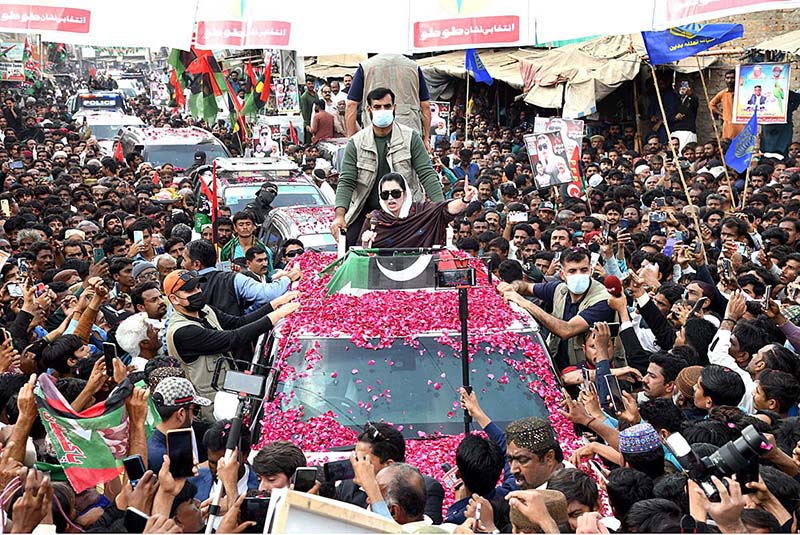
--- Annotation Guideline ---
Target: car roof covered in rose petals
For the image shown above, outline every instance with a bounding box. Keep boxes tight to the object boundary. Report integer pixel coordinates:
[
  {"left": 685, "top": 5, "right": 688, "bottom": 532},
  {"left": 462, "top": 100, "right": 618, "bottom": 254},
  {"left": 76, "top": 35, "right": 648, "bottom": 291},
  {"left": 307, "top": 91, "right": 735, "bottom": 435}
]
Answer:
[
  {"left": 131, "top": 126, "right": 221, "bottom": 145},
  {"left": 256, "top": 251, "right": 581, "bottom": 499}
]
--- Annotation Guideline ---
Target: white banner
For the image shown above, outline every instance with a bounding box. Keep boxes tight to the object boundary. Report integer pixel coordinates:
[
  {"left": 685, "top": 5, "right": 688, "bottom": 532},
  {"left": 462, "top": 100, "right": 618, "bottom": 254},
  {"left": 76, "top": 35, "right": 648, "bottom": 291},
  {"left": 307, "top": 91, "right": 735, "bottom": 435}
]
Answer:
[
  {"left": 653, "top": 0, "right": 800, "bottom": 28},
  {"left": 0, "top": 0, "right": 196, "bottom": 48},
  {"left": 534, "top": 1, "right": 655, "bottom": 43}
]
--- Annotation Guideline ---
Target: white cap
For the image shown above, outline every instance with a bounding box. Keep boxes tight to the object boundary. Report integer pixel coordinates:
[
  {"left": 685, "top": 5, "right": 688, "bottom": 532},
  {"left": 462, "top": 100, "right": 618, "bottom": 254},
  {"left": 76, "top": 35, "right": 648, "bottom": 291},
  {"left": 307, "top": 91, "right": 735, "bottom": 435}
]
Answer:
[
  {"left": 588, "top": 174, "right": 604, "bottom": 188},
  {"left": 635, "top": 164, "right": 650, "bottom": 175}
]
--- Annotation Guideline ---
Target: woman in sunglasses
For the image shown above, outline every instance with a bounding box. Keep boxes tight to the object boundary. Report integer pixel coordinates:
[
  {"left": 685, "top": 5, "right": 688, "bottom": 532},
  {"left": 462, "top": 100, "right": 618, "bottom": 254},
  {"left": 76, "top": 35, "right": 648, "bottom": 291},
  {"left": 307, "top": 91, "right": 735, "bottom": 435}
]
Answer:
[{"left": 360, "top": 173, "right": 477, "bottom": 248}]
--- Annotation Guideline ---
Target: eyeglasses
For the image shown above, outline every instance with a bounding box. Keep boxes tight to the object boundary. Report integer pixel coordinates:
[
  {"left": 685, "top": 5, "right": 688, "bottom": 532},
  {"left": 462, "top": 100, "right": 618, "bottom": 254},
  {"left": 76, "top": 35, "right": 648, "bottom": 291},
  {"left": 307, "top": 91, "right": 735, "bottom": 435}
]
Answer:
[
  {"left": 364, "top": 421, "right": 385, "bottom": 441},
  {"left": 379, "top": 189, "right": 403, "bottom": 200},
  {"left": 285, "top": 249, "right": 305, "bottom": 258},
  {"left": 537, "top": 144, "right": 548, "bottom": 150}
]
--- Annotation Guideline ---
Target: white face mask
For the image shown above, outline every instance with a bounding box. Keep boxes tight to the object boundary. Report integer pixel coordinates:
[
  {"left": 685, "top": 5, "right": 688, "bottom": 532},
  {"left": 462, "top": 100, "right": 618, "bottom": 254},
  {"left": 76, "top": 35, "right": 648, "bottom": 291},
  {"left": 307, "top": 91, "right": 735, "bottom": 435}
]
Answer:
[
  {"left": 565, "top": 273, "right": 590, "bottom": 294},
  {"left": 371, "top": 109, "right": 394, "bottom": 128}
]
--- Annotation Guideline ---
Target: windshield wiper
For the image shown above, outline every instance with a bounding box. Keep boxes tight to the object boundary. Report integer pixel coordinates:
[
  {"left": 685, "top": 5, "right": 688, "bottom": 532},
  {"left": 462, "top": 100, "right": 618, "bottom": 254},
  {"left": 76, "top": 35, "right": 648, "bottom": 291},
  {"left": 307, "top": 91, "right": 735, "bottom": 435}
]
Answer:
[{"left": 281, "top": 384, "right": 361, "bottom": 427}]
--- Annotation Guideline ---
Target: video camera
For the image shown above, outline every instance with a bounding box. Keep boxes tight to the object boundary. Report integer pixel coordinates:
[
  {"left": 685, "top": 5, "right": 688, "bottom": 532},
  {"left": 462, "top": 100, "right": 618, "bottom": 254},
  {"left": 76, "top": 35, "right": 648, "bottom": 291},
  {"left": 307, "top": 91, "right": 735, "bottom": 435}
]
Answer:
[
  {"left": 435, "top": 254, "right": 476, "bottom": 289},
  {"left": 665, "top": 424, "right": 772, "bottom": 500}
]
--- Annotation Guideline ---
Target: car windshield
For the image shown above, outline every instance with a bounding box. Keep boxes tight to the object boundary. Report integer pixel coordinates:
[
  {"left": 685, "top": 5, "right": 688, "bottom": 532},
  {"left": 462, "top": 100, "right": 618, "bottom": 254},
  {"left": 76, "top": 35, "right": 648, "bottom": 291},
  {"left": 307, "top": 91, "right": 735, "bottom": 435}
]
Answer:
[
  {"left": 275, "top": 335, "right": 548, "bottom": 438},
  {"left": 301, "top": 233, "right": 337, "bottom": 251},
  {"left": 145, "top": 144, "right": 229, "bottom": 169},
  {"left": 89, "top": 124, "right": 136, "bottom": 139},
  {"left": 223, "top": 184, "right": 326, "bottom": 215}
]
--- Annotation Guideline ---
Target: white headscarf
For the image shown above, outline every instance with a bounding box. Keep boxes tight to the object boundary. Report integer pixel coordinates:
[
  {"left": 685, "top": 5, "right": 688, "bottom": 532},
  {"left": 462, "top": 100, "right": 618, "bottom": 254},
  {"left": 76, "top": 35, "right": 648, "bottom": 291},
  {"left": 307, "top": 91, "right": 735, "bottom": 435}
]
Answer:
[{"left": 378, "top": 174, "right": 414, "bottom": 219}]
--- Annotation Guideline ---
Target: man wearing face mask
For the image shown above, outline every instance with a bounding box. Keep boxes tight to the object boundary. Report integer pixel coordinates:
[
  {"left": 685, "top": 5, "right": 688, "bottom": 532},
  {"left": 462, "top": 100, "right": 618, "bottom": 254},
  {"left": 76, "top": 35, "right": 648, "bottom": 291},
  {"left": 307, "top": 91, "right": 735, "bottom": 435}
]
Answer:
[
  {"left": 245, "top": 181, "right": 278, "bottom": 224},
  {"left": 331, "top": 87, "right": 444, "bottom": 247},
  {"left": 499, "top": 248, "right": 615, "bottom": 372},
  {"left": 164, "top": 269, "right": 300, "bottom": 413}
]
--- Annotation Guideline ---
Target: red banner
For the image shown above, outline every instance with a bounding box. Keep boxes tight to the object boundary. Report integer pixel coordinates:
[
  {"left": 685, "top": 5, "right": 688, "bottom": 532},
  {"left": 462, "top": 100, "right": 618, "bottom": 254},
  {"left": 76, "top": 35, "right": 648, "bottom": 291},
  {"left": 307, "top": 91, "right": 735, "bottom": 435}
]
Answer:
[
  {"left": 196, "top": 20, "right": 291, "bottom": 48},
  {"left": 413, "top": 15, "right": 519, "bottom": 48},
  {"left": 0, "top": 4, "right": 90, "bottom": 33}
]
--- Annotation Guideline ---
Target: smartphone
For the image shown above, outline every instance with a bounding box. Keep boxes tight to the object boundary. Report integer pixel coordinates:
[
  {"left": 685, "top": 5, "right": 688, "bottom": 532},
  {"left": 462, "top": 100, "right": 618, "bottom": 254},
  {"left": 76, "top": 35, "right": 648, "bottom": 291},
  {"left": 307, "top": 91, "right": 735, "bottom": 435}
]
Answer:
[
  {"left": 602, "top": 223, "right": 610, "bottom": 242},
  {"left": 92, "top": 247, "right": 104, "bottom": 264},
  {"left": 763, "top": 241, "right": 771, "bottom": 255},
  {"left": 655, "top": 197, "right": 666, "bottom": 207},
  {"left": 0, "top": 199, "right": 9, "bottom": 217},
  {"left": 650, "top": 211, "right": 667, "bottom": 223},
  {"left": 123, "top": 454, "right": 146, "bottom": 485},
  {"left": 762, "top": 285, "right": 772, "bottom": 311},
  {"left": 6, "top": 283, "right": 22, "bottom": 298},
  {"left": 323, "top": 459, "right": 355, "bottom": 482},
  {"left": 133, "top": 230, "right": 144, "bottom": 244},
  {"left": 693, "top": 241, "right": 703, "bottom": 255},
  {"left": 604, "top": 374, "right": 625, "bottom": 413},
  {"left": 16, "top": 259, "right": 27, "bottom": 275},
  {"left": 606, "top": 322, "right": 621, "bottom": 337},
  {"left": 166, "top": 428, "right": 197, "bottom": 479},
  {"left": 721, "top": 258, "right": 733, "bottom": 279},
  {"left": 34, "top": 282, "right": 46, "bottom": 297},
  {"left": 509, "top": 211, "right": 527, "bottom": 223},
  {"left": 291, "top": 467, "right": 318, "bottom": 493},
  {"left": 0, "top": 328, "right": 8, "bottom": 345},
  {"left": 553, "top": 251, "right": 562, "bottom": 262},
  {"left": 8, "top": 160, "right": 23, "bottom": 170},
  {"left": 240, "top": 496, "right": 270, "bottom": 533},
  {"left": 674, "top": 231, "right": 684, "bottom": 242},
  {"left": 581, "top": 367, "right": 592, "bottom": 392},
  {"left": 124, "top": 507, "right": 149, "bottom": 533},
  {"left": 690, "top": 297, "right": 709, "bottom": 317},
  {"left": 736, "top": 242, "right": 748, "bottom": 256},
  {"left": 618, "top": 218, "right": 628, "bottom": 231},
  {"left": 102, "top": 342, "right": 117, "bottom": 377},
  {"left": 442, "top": 464, "right": 461, "bottom": 489},
  {"left": 663, "top": 237, "right": 677, "bottom": 258}
]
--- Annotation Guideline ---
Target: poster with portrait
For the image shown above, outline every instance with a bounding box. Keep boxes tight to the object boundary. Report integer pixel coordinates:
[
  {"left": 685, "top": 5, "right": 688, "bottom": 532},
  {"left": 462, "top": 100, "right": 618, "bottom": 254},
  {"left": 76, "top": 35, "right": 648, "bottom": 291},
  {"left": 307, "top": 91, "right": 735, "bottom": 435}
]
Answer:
[
  {"left": 429, "top": 101, "right": 450, "bottom": 146},
  {"left": 265, "top": 49, "right": 282, "bottom": 76},
  {"left": 272, "top": 76, "right": 300, "bottom": 115},
  {"left": 252, "top": 124, "right": 282, "bottom": 157},
  {"left": 533, "top": 117, "right": 584, "bottom": 197},
  {"left": 524, "top": 131, "right": 574, "bottom": 190},
  {"left": 733, "top": 63, "right": 790, "bottom": 124}
]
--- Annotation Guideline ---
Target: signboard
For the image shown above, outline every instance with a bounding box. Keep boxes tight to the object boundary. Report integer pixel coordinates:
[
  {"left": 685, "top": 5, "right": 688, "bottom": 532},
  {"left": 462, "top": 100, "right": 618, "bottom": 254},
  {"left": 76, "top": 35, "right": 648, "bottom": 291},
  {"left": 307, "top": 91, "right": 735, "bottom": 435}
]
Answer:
[
  {"left": 733, "top": 63, "right": 790, "bottom": 124},
  {"left": 252, "top": 124, "right": 282, "bottom": 157},
  {"left": 273, "top": 76, "right": 300, "bottom": 115},
  {"left": 409, "top": 0, "right": 530, "bottom": 51},
  {"left": 429, "top": 100, "right": 450, "bottom": 146},
  {"left": 533, "top": 117, "right": 584, "bottom": 197}
]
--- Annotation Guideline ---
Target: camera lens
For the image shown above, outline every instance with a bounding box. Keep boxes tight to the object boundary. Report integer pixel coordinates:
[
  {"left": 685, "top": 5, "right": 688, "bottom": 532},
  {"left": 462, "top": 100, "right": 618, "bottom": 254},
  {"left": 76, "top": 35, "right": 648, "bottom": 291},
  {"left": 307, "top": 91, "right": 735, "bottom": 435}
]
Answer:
[{"left": 705, "top": 425, "right": 770, "bottom": 478}]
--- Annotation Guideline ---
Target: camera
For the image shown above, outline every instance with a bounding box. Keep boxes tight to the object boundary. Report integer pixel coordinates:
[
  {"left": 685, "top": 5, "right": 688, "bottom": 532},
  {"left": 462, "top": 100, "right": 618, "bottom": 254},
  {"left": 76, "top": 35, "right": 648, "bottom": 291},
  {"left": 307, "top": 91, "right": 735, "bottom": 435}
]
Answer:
[
  {"left": 436, "top": 267, "right": 476, "bottom": 288},
  {"left": 665, "top": 424, "right": 771, "bottom": 500}
]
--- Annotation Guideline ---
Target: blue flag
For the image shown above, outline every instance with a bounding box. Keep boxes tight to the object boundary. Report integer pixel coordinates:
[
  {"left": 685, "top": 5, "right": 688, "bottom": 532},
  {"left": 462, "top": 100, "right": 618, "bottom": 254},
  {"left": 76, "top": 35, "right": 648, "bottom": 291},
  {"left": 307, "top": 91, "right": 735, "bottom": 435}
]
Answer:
[
  {"left": 642, "top": 23, "right": 743, "bottom": 65},
  {"left": 465, "top": 48, "right": 493, "bottom": 86},
  {"left": 725, "top": 108, "right": 757, "bottom": 173}
]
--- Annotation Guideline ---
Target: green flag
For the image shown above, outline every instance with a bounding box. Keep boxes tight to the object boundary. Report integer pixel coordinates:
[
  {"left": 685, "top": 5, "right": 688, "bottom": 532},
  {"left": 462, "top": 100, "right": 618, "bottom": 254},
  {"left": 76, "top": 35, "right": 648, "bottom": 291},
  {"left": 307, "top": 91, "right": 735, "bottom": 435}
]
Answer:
[{"left": 35, "top": 375, "right": 160, "bottom": 493}]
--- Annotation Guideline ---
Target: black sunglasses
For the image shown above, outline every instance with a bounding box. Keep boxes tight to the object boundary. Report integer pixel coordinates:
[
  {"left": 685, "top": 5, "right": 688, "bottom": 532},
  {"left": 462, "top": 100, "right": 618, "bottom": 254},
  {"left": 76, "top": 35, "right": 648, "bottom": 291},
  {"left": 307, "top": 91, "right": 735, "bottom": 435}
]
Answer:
[
  {"left": 285, "top": 249, "right": 305, "bottom": 258},
  {"left": 537, "top": 144, "right": 548, "bottom": 150},
  {"left": 379, "top": 189, "right": 403, "bottom": 200}
]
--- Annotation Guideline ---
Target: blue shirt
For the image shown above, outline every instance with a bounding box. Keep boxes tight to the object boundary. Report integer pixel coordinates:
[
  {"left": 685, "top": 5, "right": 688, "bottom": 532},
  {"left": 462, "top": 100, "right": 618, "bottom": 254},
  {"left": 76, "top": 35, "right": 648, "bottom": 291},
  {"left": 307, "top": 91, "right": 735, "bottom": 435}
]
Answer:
[
  {"left": 197, "top": 267, "right": 291, "bottom": 314},
  {"left": 147, "top": 429, "right": 167, "bottom": 475},
  {"left": 452, "top": 162, "right": 480, "bottom": 184}
]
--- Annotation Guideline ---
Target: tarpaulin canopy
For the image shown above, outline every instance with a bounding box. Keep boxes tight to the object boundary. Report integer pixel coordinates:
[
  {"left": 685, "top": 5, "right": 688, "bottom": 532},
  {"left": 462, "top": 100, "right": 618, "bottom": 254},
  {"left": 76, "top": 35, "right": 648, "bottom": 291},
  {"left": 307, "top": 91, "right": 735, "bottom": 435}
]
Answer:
[
  {"left": 753, "top": 29, "right": 800, "bottom": 55},
  {"left": 304, "top": 55, "right": 366, "bottom": 81},
  {"left": 0, "top": 0, "right": 795, "bottom": 52}
]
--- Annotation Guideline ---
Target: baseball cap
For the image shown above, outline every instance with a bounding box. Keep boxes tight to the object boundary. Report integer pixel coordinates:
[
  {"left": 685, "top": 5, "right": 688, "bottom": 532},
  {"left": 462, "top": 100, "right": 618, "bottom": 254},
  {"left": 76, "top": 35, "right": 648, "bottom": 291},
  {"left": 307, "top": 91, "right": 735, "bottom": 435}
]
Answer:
[
  {"left": 538, "top": 201, "right": 555, "bottom": 212},
  {"left": 163, "top": 269, "right": 205, "bottom": 297},
  {"left": 154, "top": 376, "right": 211, "bottom": 407}
]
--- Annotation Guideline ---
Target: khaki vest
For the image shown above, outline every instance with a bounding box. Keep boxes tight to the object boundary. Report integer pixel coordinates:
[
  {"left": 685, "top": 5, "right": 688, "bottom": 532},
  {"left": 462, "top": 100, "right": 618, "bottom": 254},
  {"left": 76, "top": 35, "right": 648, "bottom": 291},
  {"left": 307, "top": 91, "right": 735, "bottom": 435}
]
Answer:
[
  {"left": 360, "top": 54, "right": 423, "bottom": 136},
  {"left": 345, "top": 122, "right": 422, "bottom": 226},
  {"left": 166, "top": 306, "right": 229, "bottom": 420},
  {"left": 546, "top": 280, "right": 612, "bottom": 368}
]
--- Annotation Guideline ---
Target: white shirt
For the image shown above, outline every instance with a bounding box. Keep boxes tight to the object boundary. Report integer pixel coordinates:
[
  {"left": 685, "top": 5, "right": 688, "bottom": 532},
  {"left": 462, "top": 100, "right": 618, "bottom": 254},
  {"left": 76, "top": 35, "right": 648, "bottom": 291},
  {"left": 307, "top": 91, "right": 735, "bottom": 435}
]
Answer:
[{"left": 708, "top": 329, "right": 755, "bottom": 413}]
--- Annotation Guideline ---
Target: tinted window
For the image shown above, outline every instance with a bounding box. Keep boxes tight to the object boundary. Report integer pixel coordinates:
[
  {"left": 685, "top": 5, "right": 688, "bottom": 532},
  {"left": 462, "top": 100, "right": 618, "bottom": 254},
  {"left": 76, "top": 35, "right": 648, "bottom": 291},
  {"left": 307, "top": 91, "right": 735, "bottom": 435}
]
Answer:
[
  {"left": 145, "top": 143, "right": 229, "bottom": 169},
  {"left": 224, "top": 184, "right": 325, "bottom": 216},
  {"left": 274, "top": 335, "right": 549, "bottom": 437}
]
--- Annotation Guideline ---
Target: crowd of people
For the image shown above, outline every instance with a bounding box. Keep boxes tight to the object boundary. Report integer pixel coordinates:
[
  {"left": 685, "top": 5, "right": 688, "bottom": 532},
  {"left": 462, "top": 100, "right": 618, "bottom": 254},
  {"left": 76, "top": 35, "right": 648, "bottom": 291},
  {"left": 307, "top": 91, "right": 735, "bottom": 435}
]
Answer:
[{"left": 0, "top": 49, "right": 798, "bottom": 534}]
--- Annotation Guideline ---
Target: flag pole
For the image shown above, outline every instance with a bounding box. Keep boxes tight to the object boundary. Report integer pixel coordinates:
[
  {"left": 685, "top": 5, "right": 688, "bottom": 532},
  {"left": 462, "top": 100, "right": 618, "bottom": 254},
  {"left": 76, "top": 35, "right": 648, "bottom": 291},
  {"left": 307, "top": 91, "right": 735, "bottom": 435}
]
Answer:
[
  {"left": 740, "top": 165, "right": 752, "bottom": 209},
  {"left": 649, "top": 64, "right": 708, "bottom": 264},
  {"left": 694, "top": 57, "right": 735, "bottom": 207},
  {"left": 465, "top": 70, "right": 470, "bottom": 143}
]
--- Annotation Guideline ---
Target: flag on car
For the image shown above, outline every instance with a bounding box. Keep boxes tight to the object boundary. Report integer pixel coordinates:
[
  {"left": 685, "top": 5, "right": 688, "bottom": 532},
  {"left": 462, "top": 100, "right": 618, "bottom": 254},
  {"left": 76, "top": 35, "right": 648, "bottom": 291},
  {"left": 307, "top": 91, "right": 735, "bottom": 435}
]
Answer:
[
  {"left": 642, "top": 24, "right": 743, "bottom": 65},
  {"left": 465, "top": 48, "right": 493, "bottom": 86},
  {"left": 324, "top": 250, "right": 437, "bottom": 294},
  {"left": 725, "top": 107, "right": 758, "bottom": 173},
  {"left": 34, "top": 374, "right": 160, "bottom": 493},
  {"left": 241, "top": 57, "right": 272, "bottom": 116}
]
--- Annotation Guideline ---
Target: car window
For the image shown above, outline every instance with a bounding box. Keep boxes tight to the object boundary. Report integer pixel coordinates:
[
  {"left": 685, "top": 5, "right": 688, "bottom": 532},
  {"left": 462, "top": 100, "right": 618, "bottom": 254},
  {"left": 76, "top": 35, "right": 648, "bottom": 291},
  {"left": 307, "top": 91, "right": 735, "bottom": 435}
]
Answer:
[
  {"left": 265, "top": 224, "right": 283, "bottom": 257},
  {"left": 145, "top": 143, "right": 229, "bottom": 168},
  {"left": 274, "top": 335, "right": 548, "bottom": 437}
]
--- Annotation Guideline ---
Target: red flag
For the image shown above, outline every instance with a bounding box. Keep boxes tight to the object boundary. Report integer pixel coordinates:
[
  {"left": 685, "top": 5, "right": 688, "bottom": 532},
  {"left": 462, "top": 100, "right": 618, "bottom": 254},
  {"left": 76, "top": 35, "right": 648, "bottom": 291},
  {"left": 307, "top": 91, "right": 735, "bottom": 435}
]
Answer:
[
  {"left": 288, "top": 121, "right": 299, "bottom": 145},
  {"left": 186, "top": 47, "right": 224, "bottom": 97},
  {"left": 260, "top": 56, "right": 272, "bottom": 103},
  {"left": 114, "top": 141, "right": 124, "bottom": 163},
  {"left": 89, "top": 67, "right": 96, "bottom": 78},
  {"left": 170, "top": 70, "right": 185, "bottom": 107},
  {"left": 246, "top": 59, "right": 257, "bottom": 87},
  {"left": 152, "top": 170, "right": 160, "bottom": 186}
]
